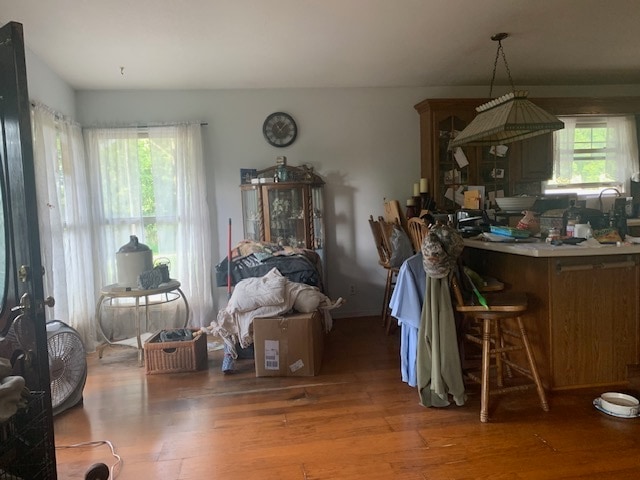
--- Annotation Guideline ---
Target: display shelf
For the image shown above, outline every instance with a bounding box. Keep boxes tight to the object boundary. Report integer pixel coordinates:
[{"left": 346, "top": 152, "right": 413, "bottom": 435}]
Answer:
[{"left": 240, "top": 164, "right": 325, "bottom": 252}]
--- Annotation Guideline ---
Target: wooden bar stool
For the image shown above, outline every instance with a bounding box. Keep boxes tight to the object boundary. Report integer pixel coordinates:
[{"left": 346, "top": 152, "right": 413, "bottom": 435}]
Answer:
[{"left": 451, "top": 275, "right": 549, "bottom": 422}]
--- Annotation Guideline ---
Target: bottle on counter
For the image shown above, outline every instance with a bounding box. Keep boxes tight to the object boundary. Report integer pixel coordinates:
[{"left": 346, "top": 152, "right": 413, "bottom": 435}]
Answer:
[
  {"left": 546, "top": 227, "right": 561, "bottom": 244},
  {"left": 562, "top": 200, "right": 581, "bottom": 237}
]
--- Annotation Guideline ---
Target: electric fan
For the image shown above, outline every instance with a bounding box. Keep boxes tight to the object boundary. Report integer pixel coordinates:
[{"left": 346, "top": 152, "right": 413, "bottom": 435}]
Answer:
[{"left": 46, "top": 320, "right": 87, "bottom": 415}]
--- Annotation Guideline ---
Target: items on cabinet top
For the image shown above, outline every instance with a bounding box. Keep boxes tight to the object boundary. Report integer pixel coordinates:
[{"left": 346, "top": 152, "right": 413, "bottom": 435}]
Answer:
[{"left": 241, "top": 160, "right": 324, "bottom": 186}]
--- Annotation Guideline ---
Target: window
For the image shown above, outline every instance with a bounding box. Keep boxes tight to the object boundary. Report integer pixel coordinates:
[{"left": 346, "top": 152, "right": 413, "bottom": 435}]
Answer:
[
  {"left": 84, "top": 124, "right": 214, "bottom": 327},
  {"left": 94, "top": 131, "right": 179, "bottom": 272},
  {"left": 544, "top": 115, "right": 639, "bottom": 196}
]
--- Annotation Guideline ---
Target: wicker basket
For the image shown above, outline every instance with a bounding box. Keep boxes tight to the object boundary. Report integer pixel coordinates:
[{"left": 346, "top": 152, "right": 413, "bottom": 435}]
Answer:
[{"left": 144, "top": 329, "right": 208, "bottom": 374}]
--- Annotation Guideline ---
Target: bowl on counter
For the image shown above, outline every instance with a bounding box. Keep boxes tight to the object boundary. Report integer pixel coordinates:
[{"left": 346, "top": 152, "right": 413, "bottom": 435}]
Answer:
[{"left": 495, "top": 196, "right": 537, "bottom": 212}]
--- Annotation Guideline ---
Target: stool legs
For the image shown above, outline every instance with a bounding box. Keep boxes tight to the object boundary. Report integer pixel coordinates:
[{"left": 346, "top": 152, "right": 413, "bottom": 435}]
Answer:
[
  {"left": 516, "top": 315, "right": 549, "bottom": 413},
  {"left": 480, "top": 318, "right": 492, "bottom": 423},
  {"left": 473, "top": 315, "right": 549, "bottom": 423}
]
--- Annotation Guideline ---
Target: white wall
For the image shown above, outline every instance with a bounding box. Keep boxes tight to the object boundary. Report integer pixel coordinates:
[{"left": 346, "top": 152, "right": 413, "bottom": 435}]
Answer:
[
  {"left": 24, "top": 47, "right": 75, "bottom": 117},
  {"left": 74, "top": 84, "right": 640, "bottom": 319},
  {"left": 75, "top": 88, "right": 428, "bottom": 317}
]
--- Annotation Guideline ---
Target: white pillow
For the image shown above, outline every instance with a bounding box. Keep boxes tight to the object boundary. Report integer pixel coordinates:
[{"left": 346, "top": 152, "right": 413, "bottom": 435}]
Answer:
[
  {"left": 227, "top": 268, "right": 286, "bottom": 313},
  {"left": 293, "top": 288, "right": 323, "bottom": 313}
]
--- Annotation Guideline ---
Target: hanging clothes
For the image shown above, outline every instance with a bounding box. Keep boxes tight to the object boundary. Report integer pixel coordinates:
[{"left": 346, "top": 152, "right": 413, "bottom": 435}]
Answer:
[{"left": 416, "top": 224, "right": 466, "bottom": 407}]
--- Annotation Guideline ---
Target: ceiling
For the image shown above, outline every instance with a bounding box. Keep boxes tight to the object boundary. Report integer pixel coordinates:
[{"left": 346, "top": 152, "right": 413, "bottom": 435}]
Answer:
[{"left": 1, "top": 0, "right": 640, "bottom": 91}]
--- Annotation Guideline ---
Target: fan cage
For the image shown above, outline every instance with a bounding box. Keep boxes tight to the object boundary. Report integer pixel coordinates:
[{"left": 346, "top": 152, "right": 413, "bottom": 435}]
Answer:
[{"left": 47, "top": 321, "right": 87, "bottom": 416}]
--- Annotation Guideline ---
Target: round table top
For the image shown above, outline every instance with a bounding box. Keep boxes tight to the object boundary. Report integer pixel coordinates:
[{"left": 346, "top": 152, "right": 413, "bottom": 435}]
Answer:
[{"left": 100, "top": 279, "right": 181, "bottom": 297}]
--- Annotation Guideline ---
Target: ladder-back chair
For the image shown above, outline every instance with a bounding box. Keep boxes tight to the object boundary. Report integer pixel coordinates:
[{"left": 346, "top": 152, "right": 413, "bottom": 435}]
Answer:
[
  {"left": 368, "top": 215, "right": 400, "bottom": 334},
  {"left": 406, "top": 217, "right": 429, "bottom": 253}
]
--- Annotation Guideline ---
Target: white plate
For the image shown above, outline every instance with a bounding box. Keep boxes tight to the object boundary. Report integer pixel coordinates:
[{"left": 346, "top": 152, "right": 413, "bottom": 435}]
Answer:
[{"left": 593, "top": 398, "right": 640, "bottom": 418}]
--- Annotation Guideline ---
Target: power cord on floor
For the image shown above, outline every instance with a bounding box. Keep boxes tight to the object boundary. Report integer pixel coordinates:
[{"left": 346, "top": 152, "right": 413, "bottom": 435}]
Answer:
[{"left": 56, "top": 440, "right": 122, "bottom": 479}]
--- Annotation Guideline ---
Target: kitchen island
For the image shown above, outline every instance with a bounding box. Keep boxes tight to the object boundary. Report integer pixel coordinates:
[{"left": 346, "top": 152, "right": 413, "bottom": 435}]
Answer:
[{"left": 463, "top": 238, "right": 640, "bottom": 390}]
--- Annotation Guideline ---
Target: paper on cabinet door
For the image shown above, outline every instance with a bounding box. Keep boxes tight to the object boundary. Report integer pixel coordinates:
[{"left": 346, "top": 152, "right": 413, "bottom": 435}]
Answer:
[{"left": 453, "top": 147, "right": 469, "bottom": 168}]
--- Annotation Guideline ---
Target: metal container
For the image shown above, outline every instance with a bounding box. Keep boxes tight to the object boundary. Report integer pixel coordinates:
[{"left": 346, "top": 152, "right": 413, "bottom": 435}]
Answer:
[{"left": 116, "top": 235, "right": 153, "bottom": 287}]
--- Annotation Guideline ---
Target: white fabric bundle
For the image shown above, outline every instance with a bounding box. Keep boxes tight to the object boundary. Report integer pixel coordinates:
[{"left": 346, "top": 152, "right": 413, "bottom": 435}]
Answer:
[{"left": 207, "top": 268, "right": 344, "bottom": 358}]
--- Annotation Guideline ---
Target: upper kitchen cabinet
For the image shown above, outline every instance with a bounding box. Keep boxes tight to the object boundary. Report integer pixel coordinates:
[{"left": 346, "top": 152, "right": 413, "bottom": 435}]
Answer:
[
  {"left": 415, "top": 98, "right": 509, "bottom": 211},
  {"left": 414, "top": 98, "right": 487, "bottom": 211},
  {"left": 415, "top": 96, "right": 640, "bottom": 208},
  {"left": 518, "top": 133, "right": 553, "bottom": 180},
  {"left": 240, "top": 164, "right": 324, "bottom": 253}
]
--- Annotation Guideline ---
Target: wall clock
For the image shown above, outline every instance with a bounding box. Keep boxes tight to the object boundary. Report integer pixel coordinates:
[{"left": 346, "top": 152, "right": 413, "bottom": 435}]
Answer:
[{"left": 262, "top": 112, "right": 298, "bottom": 148}]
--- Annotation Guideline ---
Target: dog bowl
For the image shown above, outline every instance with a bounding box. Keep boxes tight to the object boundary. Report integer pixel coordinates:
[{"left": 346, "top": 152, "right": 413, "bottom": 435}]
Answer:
[{"left": 599, "top": 392, "right": 639, "bottom": 417}]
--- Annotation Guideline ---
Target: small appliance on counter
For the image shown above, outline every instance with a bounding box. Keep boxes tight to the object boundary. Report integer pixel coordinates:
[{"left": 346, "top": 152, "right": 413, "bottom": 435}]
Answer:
[
  {"left": 116, "top": 235, "right": 154, "bottom": 287},
  {"left": 612, "top": 196, "right": 633, "bottom": 237},
  {"left": 455, "top": 208, "right": 493, "bottom": 237},
  {"left": 540, "top": 206, "right": 606, "bottom": 236}
]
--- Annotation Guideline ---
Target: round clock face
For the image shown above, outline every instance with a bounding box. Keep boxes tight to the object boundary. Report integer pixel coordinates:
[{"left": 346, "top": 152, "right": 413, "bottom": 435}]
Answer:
[{"left": 262, "top": 112, "right": 298, "bottom": 148}]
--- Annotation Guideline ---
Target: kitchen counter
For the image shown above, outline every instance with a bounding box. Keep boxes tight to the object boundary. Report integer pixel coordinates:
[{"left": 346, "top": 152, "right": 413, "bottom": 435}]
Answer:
[
  {"left": 463, "top": 240, "right": 640, "bottom": 391},
  {"left": 464, "top": 237, "right": 640, "bottom": 257}
]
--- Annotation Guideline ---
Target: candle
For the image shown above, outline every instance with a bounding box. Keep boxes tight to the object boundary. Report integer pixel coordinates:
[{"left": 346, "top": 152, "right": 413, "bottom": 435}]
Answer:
[
  {"left": 420, "top": 178, "right": 428, "bottom": 193},
  {"left": 413, "top": 183, "right": 420, "bottom": 197},
  {"left": 406, "top": 198, "right": 416, "bottom": 206}
]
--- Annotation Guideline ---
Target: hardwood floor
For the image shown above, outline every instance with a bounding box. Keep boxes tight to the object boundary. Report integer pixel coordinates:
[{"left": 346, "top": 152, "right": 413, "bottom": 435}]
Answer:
[{"left": 53, "top": 316, "right": 640, "bottom": 479}]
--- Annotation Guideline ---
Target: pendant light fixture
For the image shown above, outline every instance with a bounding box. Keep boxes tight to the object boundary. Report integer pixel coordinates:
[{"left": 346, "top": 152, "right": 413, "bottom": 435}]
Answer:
[{"left": 449, "top": 33, "right": 564, "bottom": 149}]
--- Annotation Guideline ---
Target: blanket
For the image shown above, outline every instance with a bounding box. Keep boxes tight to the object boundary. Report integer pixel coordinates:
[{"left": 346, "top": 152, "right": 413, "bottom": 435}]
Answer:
[{"left": 215, "top": 240, "right": 324, "bottom": 291}]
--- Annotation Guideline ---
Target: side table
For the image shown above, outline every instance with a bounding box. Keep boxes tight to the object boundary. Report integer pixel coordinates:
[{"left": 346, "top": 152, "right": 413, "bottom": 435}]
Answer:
[{"left": 96, "top": 279, "right": 190, "bottom": 366}]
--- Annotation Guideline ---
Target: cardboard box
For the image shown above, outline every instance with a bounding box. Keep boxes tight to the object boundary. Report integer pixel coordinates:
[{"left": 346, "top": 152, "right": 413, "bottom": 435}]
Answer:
[
  {"left": 253, "top": 311, "right": 324, "bottom": 377},
  {"left": 144, "top": 329, "right": 208, "bottom": 374}
]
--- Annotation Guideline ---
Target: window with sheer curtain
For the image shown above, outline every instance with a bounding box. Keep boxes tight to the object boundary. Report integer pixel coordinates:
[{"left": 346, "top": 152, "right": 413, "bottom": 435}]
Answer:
[
  {"left": 84, "top": 124, "right": 214, "bottom": 330},
  {"left": 31, "top": 109, "right": 215, "bottom": 351},
  {"left": 544, "top": 115, "right": 639, "bottom": 195}
]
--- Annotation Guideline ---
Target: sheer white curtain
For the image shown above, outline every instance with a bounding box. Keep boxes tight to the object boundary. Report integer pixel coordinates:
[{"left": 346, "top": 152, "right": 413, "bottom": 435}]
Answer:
[
  {"left": 83, "top": 124, "right": 214, "bottom": 329},
  {"left": 550, "top": 115, "right": 638, "bottom": 193},
  {"left": 31, "top": 102, "right": 98, "bottom": 350}
]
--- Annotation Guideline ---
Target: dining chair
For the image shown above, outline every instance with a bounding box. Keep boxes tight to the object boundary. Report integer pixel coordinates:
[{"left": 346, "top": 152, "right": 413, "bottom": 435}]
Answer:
[
  {"left": 368, "top": 215, "right": 400, "bottom": 334},
  {"left": 406, "top": 217, "right": 429, "bottom": 253}
]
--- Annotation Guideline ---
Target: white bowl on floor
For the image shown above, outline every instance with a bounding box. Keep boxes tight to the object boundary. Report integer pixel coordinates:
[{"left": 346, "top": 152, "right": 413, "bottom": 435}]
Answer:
[{"left": 599, "top": 392, "right": 639, "bottom": 417}]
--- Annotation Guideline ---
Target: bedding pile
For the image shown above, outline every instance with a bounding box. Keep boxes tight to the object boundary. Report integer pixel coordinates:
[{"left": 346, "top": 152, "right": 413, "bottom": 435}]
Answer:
[
  {"left": 206, "top": 267, "right": 343, "bottom": 359},
  {"left": 215, "top": 240, "right": 324, "bottom": 291}
]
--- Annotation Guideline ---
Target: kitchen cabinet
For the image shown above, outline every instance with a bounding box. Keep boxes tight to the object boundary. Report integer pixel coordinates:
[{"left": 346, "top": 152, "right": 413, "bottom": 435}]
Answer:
[
  {"left": 414, "top": 98, "right": 510, "bottom": 212},
  {"left": 463, "top": 240, "right": 640, "bottom": 390},
  {"left": 240, "top": 164, "right": 324, "bottom": 253},
  {"left": 510, "top": 133, "right": 554, "bottom": 182},
  {"left": 415, "top": 97, "right": 640, "bottom": 211}
]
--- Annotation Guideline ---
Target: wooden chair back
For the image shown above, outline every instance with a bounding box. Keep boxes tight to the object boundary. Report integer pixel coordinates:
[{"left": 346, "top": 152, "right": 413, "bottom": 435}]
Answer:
[
  {"left": 407, "top": 217, "right": 429, "bottom": 253},
  {"left": 383, "top": 199, "right": 407, "bottom": 233},
  {"left": 377, "top": 216, "right": 398, "bottom": 262},
  {"left": 368, "top": 215, "right": 391, "bottom": 267}
]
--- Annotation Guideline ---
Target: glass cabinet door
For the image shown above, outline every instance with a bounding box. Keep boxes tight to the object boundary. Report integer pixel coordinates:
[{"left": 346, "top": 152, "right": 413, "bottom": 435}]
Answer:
[
  {"left": 240, "top": 186, "right": 262, "bottom": 241},
  {"left": 311, "top": 186, "right": 324, "bottom": 250},
  {"left": 265, "top": 185, "right": 307, "bottom": 248}
]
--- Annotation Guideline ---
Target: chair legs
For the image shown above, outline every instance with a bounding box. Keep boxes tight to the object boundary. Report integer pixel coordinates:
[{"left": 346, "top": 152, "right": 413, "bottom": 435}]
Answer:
[
  {"left": 381, "top": 268, "right": 397, "bottom": 334},
  {"left": 467, "top": 314, "right": 549, "bottom": 423}
]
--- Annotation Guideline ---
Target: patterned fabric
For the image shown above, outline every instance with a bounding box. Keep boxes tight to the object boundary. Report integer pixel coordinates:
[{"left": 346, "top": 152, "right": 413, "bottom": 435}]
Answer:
[{"left": 421, "top": 224, "right": 464, "bottom": 278}]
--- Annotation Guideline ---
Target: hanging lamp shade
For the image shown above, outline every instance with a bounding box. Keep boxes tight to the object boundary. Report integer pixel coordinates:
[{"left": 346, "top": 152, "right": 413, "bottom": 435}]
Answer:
[
  {"left": 449, "top": 90, "right": 564, "bottom": 148},
  {"left": 448, "top": 33, "right": 564, "bottom": 149}
]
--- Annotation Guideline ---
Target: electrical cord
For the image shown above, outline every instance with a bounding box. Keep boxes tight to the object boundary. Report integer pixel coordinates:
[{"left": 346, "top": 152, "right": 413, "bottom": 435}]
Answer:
[{"left": 56, "top": 440, "right": 122, "bottom": 479}]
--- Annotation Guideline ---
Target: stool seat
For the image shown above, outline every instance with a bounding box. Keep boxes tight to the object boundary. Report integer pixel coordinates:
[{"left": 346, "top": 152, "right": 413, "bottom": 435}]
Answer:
[{"left": 451, "top": 276, "right": 549, "bottom": 422}]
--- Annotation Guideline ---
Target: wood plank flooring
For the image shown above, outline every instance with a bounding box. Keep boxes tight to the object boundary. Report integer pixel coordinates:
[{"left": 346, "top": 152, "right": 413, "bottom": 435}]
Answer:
[{"left": 53, "top": 316, "right": 640, "bottom": 479}]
